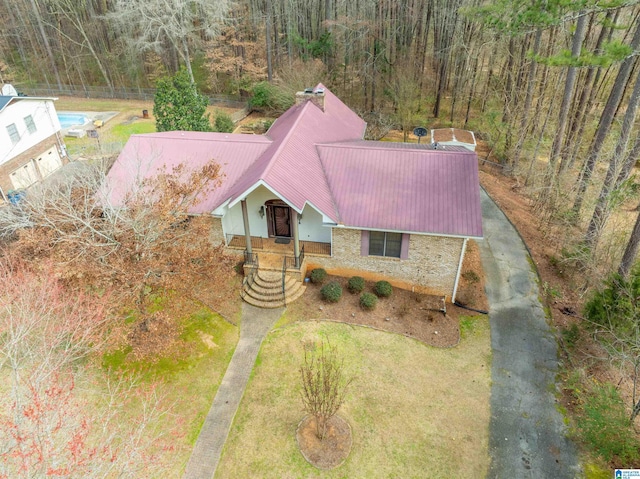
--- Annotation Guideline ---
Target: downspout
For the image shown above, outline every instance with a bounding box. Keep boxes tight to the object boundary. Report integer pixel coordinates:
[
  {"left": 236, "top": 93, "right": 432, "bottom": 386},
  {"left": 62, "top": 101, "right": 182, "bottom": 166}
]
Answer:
[{"left": 451, "top": 238, "right": 468, "bottom": 304}]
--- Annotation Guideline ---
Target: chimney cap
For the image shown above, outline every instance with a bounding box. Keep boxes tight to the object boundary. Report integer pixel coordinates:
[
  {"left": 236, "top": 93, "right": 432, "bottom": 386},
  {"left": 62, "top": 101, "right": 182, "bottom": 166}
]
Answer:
[
  {"left": 314, "top": 88, "right": 325, "bottom": 95},
  {"left": 303, "top": 87, "right": 314, "bottom": 94}
]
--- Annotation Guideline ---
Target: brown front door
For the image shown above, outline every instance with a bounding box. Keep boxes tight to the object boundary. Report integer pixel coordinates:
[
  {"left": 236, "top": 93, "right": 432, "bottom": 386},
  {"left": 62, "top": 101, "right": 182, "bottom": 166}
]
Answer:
[{"left": 273, "top": 205, "right": 291, "bottom": 237}]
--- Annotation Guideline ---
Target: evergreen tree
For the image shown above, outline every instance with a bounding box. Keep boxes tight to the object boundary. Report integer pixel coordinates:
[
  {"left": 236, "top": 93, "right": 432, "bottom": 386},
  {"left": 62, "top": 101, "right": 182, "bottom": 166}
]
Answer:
[{"left": 153, "top": 67, "right": 211, "bottom": 132}]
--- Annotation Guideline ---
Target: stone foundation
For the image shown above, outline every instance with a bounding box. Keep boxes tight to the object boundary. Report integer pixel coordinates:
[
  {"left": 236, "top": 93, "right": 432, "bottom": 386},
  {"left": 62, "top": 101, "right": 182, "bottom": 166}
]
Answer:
[{"left": 307, "top": 228, "right": 464, "bottom": 299}]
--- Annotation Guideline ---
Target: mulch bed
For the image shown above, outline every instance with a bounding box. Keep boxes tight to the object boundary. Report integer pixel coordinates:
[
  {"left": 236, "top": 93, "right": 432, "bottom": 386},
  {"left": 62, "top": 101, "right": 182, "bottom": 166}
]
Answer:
[
  {"left": 286, "top": 240, "right": 488, "bottom": 348},
  {"left": 296, "top": 415, "right": 352, "bottom": 470}
]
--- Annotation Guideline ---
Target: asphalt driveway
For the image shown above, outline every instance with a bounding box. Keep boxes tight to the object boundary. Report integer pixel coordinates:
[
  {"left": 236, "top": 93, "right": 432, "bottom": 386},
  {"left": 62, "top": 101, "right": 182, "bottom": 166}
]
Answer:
[{"left": 478, "top": 188, "right": 580, "bottom": 478}]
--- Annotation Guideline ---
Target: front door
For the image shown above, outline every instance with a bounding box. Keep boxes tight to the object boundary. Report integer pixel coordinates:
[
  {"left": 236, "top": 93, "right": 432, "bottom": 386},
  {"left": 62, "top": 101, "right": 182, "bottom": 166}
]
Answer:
[{"left": 273, "top": 205, "right": 291, "bottom": 237}]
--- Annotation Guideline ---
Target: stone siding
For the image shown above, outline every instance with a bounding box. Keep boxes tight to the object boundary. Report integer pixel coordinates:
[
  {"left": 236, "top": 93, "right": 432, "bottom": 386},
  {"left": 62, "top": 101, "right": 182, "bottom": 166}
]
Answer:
[{"left": 307, "top": 228, "right": 464, "bottom": 298}]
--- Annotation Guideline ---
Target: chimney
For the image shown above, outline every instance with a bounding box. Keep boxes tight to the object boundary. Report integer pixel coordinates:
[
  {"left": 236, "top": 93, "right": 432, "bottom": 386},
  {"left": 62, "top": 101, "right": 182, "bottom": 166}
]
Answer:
[{"left": 295, "top": 87, "right": 325, "bottom": 111}]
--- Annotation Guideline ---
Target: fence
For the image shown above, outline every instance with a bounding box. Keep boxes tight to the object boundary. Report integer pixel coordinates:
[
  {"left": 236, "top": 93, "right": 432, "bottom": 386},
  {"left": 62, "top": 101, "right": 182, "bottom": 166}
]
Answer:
[{"left": 13, "top": 83, "right": 249, "bottom": 110}]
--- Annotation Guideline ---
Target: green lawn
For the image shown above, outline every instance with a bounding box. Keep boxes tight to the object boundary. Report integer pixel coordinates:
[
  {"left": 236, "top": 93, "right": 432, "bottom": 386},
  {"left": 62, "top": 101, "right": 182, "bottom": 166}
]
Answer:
[
  {"left": 101, "top": 299, "right": 239, "bottom": 475},
  {"left": 215, "top": 319, "right": 491, "bottom": 478},
  {"left": 65, "top": 120, "right": 155, "bottom": 157}
]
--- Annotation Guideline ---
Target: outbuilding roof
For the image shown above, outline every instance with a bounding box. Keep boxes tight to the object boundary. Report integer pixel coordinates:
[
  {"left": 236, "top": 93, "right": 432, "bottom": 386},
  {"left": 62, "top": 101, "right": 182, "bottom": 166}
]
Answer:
[{"left": 105, "top": 85, "right": 482, "bottom": 238}]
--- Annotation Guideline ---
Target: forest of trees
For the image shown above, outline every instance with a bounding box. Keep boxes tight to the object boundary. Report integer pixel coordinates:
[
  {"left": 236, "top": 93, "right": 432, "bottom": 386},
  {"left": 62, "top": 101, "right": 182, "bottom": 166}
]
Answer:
[{"left": 1, "top": 0, "right": 640, "bottom": 279}]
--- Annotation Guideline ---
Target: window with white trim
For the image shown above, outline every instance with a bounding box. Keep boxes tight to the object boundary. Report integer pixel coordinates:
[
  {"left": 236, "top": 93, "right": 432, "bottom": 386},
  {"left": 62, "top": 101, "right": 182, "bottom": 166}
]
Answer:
[
  {"left": 369, "top": 231, "right": 402, "bottom": 258},
  {"left": 7, "top": 123, "right": 20, "bottom": 144},
  {"left": 24, "top": 115, "right": 37, "bottom": 134}
]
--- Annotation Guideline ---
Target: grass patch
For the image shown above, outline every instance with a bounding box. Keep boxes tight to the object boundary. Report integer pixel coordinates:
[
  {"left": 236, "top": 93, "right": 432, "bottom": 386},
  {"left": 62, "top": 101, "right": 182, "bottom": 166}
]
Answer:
[
  {"left": 216, "top": 319, "right": 491, "bottom": 478},
  {"left": 108, "top": 121, "right": 156, "bottom": 143},
  {"left": 459, "top": 316, "right": 479, "bottom": 339},
  {"left": 100, "top": 297, "right": 239, "bottom": 476}
]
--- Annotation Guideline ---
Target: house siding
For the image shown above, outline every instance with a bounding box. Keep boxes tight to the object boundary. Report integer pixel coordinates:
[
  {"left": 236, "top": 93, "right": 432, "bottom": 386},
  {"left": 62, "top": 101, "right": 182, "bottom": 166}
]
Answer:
[
  {"left": 308, "top": 228, "right": 464, "bottom": 298},
  {"left": 0, "top": 134, "right": 67, "bottom": 194}
]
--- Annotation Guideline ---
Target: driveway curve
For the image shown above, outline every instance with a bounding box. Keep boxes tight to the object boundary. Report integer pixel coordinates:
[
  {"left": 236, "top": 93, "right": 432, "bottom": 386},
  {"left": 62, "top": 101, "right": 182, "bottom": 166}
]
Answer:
[{"left": 478, "top": 188, "right": 580, "bottom": 478}]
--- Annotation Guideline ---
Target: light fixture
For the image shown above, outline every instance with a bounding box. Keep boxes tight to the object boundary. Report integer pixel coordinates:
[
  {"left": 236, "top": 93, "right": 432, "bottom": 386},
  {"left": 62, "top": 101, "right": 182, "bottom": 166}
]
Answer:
[
  {"left": 298, "top": 213, "right": 303, "bottom": 224},
  {"left": 259, "top": 205, "right": 265, "bottom": 218}
]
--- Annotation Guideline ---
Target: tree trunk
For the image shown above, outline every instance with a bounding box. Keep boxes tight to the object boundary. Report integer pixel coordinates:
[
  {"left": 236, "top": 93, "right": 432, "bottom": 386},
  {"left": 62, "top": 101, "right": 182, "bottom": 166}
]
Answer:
[
  {"left": 512, "top": 28, "right": 541, "bottom": 168},
  {"left": 573, "top": 21, "right": 640, "bottom": 216},
  {"left": 585, "top": 68, "right": 640, "bottom": 248},
  {"left": 266, "top": 0, "right": 273, "bottom": 82},
  {"left": 28, "top": 0, "right": 63, "bottom": 89},
  {"left": 547, "top": 11, "right": 587, "bottom": 180},
  {"left": 620, "top": 196, "right": 640, "bottom": 278}
]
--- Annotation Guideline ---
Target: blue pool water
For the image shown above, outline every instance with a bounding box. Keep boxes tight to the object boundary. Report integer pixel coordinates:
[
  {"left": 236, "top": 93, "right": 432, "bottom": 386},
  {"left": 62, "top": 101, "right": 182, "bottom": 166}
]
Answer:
[{"left": 57, "top": 113, "right": 89, "bottom": 128}]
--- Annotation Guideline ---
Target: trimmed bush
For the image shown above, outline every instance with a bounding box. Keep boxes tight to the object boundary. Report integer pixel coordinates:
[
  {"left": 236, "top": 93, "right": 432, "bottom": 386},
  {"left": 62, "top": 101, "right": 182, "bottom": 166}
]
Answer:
[
  {"left": 321, "top": 282, "right": 343, "bottom": 303},
  {"left": 347, "top": 276, "right": 365, "bottom": 294},
  {"left": 310, "top": 268, "right": 327, "bottom": 284},
  {"left": 360, "top": 292, "right": 378, "bottom": 310},
  {"left": 214, "top": 111, "right": 235, "bottom": 132},
  {"left": 374, "top": 280, "right": 393, "bottom": 298}
]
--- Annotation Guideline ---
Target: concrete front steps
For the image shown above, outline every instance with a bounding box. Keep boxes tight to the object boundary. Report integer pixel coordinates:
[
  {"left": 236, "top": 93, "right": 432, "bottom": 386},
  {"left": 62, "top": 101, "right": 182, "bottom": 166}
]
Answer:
[{"left": 242, "top": 269, "right": 306, "bottom": 308}]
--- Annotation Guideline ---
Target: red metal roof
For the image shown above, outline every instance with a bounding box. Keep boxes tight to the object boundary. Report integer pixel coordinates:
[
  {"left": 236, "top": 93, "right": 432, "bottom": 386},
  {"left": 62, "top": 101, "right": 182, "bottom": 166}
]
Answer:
[
  {"left": 318, "top": 142, "right": 482, "bottom": 237},
  {"left": 104, "top": 86, "right": 482, "bottom": 238}
]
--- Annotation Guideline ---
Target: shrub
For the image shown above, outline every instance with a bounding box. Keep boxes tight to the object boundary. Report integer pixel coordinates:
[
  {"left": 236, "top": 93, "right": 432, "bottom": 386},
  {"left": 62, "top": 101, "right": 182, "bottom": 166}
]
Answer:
[
  {"left": 584, "top": 268, "right": 640, "bottom": 334},
  {"left": 309, "top": 268, "right": 327, "bottom": 284},
  {"left": 347, "top": 276, "right": 365, "bottom": 294},
  {"left": 360, "top": 292, "right": 377, "bottom": 310},
  {"left": 249, "top": 82, "right": 294, "bottom": 114},
  {"left": 576, "top": 383, "right": 640, "bottom": 463},
  {"left": 214, "top": 111, "right": 235, "bottom": 133},
  {"left": 374, "top": 280, "right": 393, "bottom": 298},
  {"left": 321, "top": 281, "right": 342, "bottom": 303}
]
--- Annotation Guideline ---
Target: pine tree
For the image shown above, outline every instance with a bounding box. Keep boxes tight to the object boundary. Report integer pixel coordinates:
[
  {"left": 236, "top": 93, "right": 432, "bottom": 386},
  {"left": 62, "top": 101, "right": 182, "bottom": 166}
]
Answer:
[{"left": 153, "top": 67, "right": 211, "bottom": 132}]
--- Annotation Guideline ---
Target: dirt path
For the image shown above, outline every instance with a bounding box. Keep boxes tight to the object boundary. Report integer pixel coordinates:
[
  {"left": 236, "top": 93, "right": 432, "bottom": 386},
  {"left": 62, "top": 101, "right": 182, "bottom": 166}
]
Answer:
[{"left": 478, "top": 188, "right": 580, "bottom": 478}]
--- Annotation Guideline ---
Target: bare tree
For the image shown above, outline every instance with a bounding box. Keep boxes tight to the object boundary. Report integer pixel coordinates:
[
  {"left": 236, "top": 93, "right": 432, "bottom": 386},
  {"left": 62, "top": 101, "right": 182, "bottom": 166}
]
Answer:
[
  {"left": 300, "top": 340, "right": 352, "bottom": 440},
  {"left": 109, "top": 0, "right": 231, "bottom": 82},
  {"left": 0, "top": 158, "right": 231, "bottom": 310},
  {"left": 0, "top": 259, "right": 171, "bottom": 477}
]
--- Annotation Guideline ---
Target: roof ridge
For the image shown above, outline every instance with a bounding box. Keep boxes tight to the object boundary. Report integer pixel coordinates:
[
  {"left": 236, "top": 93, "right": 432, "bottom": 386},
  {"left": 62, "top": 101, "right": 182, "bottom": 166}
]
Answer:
[
  {"left": 135, "top": 132, "right": 272, "bottom": 143},
  {"left": 260, "top": 101, "right": 312, "bottom": 179},
  {"left": 315, "top": 144, "right": 342, "bottom": 223},
  {"left": 318, "top": 141, "right": 474, "bottom": 154}
]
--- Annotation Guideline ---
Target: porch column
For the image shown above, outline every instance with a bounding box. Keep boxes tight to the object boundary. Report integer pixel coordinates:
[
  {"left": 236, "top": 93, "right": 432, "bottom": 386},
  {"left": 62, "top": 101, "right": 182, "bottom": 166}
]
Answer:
[
  {"left": 291, "top": 210, "right": 300, "bottom": 268},
  {"left": 241, "top": 199, "right": 252, "bottom": 255}
]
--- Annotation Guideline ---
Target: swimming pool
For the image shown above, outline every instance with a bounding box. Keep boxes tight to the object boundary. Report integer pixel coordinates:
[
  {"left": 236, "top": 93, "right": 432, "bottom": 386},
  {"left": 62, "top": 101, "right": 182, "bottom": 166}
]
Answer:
[{"left": 57, "top": 113, "right": 89, "bottom": 128}]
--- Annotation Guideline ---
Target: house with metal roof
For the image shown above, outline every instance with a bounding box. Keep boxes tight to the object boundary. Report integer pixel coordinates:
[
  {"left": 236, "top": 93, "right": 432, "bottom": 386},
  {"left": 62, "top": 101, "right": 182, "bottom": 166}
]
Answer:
[
  {"left": 105, "top": 85, "right": 483, "bottom": 308},
  {"left": 0, "top": 87, "right": 68, "bottom": 201}
]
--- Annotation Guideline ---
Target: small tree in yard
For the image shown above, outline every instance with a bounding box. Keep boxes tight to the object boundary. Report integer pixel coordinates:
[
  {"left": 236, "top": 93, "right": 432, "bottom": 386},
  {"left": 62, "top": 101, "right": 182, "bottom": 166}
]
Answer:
[
  {"left": 154, "top": 67, "right": 211, "bottom": 132},
  {"left": 300, "top": 340, "right": 352, "bottom": 440}
]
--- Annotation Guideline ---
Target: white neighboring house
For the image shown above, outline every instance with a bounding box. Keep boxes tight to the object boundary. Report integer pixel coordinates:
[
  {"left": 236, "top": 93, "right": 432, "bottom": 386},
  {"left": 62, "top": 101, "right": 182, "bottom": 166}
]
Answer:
[{"left": 0, "top": 87, "right": 68, "bottom": 200}]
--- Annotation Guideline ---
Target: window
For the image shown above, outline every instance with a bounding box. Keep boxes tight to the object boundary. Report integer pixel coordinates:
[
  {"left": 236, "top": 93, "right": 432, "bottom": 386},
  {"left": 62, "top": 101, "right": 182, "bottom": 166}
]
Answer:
[
  {"left": 24, "top": 115, "right": 37, "bottom": 134},
  {"left": 369, "top": 231, "right": 402, "bottom": 258},
  {"left": 7, "top": 123, "right": 20, "bottom": 144}
]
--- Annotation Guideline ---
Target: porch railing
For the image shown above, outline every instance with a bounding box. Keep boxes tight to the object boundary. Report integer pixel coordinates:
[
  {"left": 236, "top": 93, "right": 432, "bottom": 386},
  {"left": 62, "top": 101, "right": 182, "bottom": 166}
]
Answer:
[
  {"left": 227, "top": 234, "right": 264, "bottom": 250},
  {"left": 283, "top": 245, "right": 305, "bottom": 270}
]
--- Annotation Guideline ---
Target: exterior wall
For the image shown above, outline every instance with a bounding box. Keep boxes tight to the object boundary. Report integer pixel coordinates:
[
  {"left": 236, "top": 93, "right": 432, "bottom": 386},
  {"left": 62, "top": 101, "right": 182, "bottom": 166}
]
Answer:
[
  {"left": 220, "top": 185, "right": 331, "bottom": 243},
  {"left": 0, "top": 134, "right": 67, "bottom": 194},
  {"left": 1, "top": 99, "right": 62, "bottom": 164},
  {"left": 222, "top": 185, "right": 276, "bottom": 239},
  {"left": 209, "top": 216, "right": 225, "bottom": 246},
  {"left": 308, "top": 228, "right": 465, "bottom": 298},
  {"left": 298, "top": 204, "right": 330, "bottom": 243}
]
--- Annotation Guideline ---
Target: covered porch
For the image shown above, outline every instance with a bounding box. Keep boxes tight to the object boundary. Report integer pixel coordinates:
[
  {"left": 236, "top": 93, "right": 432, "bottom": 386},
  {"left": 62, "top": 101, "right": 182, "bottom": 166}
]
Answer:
[{"left": 226, "top": 235, "right": 331, "bottom": 257}]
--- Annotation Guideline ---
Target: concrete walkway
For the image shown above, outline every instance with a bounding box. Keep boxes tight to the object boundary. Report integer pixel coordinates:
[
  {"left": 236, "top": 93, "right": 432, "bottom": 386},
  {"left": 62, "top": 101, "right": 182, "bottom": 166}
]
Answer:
[
  {"left": 183, "top": 303, "right": 284, "bottom": 479},
  {"left": 478, "top": 188, "right": 579, "bottom": 478}
]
